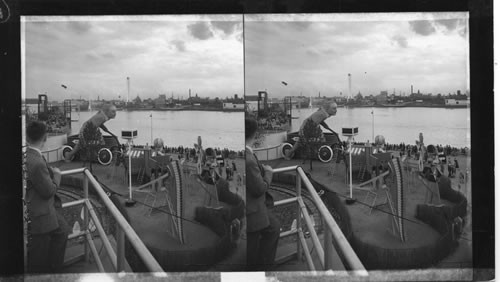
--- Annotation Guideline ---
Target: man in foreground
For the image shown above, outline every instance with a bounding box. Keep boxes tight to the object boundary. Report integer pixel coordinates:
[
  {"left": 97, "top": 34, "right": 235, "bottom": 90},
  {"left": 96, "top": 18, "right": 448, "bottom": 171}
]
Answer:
[
  {"left": 26, "top": 121, "right": 69, "bottom": 273},
  {"left": 246, "top": 117, "right": 280, "bottom": 270}
]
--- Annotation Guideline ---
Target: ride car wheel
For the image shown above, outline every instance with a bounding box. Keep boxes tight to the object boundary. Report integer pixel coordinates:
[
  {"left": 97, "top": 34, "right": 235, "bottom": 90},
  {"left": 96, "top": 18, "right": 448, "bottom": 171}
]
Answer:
[
  {"left": 98, "top": 148, "right": 113, "bottom": 166},
  {"left": 318, "top": 145, "right": 333, "bottom": 163}
]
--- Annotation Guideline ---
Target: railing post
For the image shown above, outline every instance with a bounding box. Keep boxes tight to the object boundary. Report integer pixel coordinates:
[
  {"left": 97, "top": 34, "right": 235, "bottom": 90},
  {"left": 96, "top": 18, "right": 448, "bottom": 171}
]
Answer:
[
  {"left": 116, "top": 227, "right": 125, "bottom": 272},
  {"left": 83, "top": 173, "right": 89, "bottom": 262},
  {"left": 324, "top": 225, "right": 333, "bottom": 270},
  {"left": 296, "top": 170, "right": 302, "bottom": 261}
]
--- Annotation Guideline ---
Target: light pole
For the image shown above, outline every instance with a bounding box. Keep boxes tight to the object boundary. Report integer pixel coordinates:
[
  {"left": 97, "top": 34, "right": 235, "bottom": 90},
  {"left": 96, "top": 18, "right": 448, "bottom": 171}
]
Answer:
[
  {"left": 150, "top": 112, "right": 153, "bottom": 145},
  {"left": 281, "top": 81, "right": 291, "bottom": 127},
  {"left": 371, "top": 108, "right": 374, "bottom": 143}
]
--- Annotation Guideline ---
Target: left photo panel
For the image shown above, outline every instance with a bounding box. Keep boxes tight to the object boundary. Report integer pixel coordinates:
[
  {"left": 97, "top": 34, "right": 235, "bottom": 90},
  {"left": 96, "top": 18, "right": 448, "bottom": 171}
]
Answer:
[{"left": 21, "top": 15, "right": 246, "bottom": 273}]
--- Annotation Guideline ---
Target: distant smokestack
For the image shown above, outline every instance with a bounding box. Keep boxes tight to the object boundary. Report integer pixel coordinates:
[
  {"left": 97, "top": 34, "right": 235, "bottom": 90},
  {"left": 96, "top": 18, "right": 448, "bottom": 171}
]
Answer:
[
  {"left": 348, "top": 73, "right": 352, "bottom": 99},
  {"left": 127, "top": 77, "right": 130, "bottom": 103},
  {"left": 189, "top": 89, "right": 191, "bottom": 98},
  {"left": 411, "top": 85, "right": 413, "bottom": 95}
]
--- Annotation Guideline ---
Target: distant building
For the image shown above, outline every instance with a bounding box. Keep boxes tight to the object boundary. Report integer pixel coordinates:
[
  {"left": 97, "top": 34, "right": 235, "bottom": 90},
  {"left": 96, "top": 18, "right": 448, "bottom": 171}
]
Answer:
[
  {"left": 155, "top": 94, "right": 167, "bottom": 107},
  {"left": 24, "top": 98, "right": 39, "bottom": 114},
  {"left": 445, "top": 98, "right": 469, "bottom": 107},
  {"left": 223, "top": 102, "right": 245, "bottom": 110},
  {"left": 376, "top": 91, "right": 388, "bottom": 104},
  {"left": 245, "top": 95, "right": 260, "bottom": 112}
]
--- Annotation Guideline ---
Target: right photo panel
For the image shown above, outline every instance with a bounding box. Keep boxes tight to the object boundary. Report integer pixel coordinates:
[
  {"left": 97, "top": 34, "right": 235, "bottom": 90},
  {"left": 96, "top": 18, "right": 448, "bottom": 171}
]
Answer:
[{"left": 244, "top": 13, "right": 471, "bottom": 278}]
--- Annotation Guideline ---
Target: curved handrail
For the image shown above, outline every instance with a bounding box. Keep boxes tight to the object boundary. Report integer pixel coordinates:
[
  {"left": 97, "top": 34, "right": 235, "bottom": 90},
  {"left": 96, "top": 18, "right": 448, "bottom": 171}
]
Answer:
[
  {"left": 60, "top": 168, "right": 164, "bottom": 272},
  {"left": 253, "top": 144, "right": 282, "bottom": 152},
  {"left": 271, "top": 165, "right": 367, "bottom": 274}
]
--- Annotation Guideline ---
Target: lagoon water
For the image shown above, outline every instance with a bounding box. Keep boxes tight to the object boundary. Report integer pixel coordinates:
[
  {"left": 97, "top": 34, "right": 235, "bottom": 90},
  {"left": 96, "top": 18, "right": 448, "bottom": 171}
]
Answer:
[
  {"left": 291, "top": 107, "right": 471, "bottom": 148},
  {"left": 71, "top": 110, "right": 245, "bottom": 151},
  {"left": 71, "top": 107, "right": 470, "bottom": 151}
]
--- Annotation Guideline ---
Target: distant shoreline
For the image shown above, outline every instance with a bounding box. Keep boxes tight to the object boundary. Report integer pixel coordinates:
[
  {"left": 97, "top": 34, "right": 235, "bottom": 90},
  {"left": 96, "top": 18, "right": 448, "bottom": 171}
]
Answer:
[
  {"left": 314, "top": 104, "right": 468, "bottom": 109},
  {"left": 115, "top": 107, "right": 244, "bottom": 112}
]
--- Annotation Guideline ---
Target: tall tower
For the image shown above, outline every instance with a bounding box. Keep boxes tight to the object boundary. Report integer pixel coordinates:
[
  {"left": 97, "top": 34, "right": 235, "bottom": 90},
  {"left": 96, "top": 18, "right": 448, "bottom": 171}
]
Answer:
[
  {"left": 127, "top": 77, "right": 130, "bottom": 103},
  {"left": 348, "top": 73, "right": 352, "bottom": 99},
  {"left": 411, "top": 85, "right": 413, "bottom": 95}
]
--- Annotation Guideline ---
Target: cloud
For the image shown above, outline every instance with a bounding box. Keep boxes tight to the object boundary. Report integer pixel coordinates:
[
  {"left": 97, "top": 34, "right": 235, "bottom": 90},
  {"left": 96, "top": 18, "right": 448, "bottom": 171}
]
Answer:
[
  {"left": 187, "top": 22, "right": 213, "bottom": 40},
  {"left": 392, "top": 35, "right": 408, "bottom": 48},
  {"left": 84, "top": 50, "right": 116, "bottom": 61},
  {"left": 306, "top": 47, "right": 336, "bottom": 57},
  {"left": 211, "top": 21, "right": 238, "bottom": 35},
  {"left": 101, "top": 52, "right": 115, "bottom": 58},
  {"left": 67, "top": 21, "right": 92, "bottom": 34},
  {"left": 435, "top": 19, "right": 459, "bottom": 31},
  {"left": 170, "top": 40, "right": 186, "bottom": 52},
  {"left": 236, "top": 31, "right": 243, "bottom": 42},
  {"left": 409, "top": 20, "right": 436, "bottom": 36},
  {"left": 244, "top": 18, "right": 468, "bottom": 98},
  {"left": 286, "top": 21, "right": 312, "bottom": 31},
  {"left": 25, "top": 19, "right": 244, "bottom": 101}
]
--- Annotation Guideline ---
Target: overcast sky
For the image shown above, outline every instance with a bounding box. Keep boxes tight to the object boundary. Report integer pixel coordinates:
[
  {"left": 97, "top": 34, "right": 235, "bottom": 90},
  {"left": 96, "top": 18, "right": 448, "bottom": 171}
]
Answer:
[
  {"left": 244, "top": 13, "right": 469, "bottom": 99},
  {"left": 23, "top": 15, "right": 243, "bottom": 101},
  {"left": 23, "top": 13, "right": 469, "bottom": 102}
]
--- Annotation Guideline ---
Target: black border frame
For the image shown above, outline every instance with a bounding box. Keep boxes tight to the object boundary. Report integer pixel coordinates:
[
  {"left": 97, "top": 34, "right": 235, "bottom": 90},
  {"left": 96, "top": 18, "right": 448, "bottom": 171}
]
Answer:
[{"left": 1, "top": 0, "right": 493, "bottom": 279}]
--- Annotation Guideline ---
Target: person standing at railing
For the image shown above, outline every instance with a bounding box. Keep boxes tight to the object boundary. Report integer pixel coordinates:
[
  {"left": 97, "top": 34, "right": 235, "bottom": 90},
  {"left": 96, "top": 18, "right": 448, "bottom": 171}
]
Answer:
[
  {"left": 284, "top": 102, "right": 339, "bottom": 160},
  {"left": 25, "top": 121, "right": 70, "bottom": 273},
  {"left": 64, "top": 103, "right": 117, "bottom": 161},
  {"left": 245, "top": 117, "right": 280, "bottom": 270}
]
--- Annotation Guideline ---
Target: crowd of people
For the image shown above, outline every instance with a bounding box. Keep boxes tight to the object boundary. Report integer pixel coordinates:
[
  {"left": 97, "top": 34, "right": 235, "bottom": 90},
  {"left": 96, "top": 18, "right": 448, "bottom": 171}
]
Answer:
[
  {"left": 382, "top": 142, "right": 470, "bottom": 157},
  {"left": 347, "top": 141, "right": 470, "bottom": 157},
  {"left": 158, "top": 146, "right": 245, "bottom": 161},
  {"left": 27, "top": 110, "right": 70, "bottom": 134},
  {"left": 258, "top": 111, "right": 290, "bottom": 131},
  {"left": 45, "top": 114, "right": 70, "bottom": 134}
]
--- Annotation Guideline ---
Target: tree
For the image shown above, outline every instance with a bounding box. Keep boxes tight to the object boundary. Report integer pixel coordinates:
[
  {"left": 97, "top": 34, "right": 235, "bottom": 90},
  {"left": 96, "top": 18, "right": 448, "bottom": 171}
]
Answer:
[
  {"left": 80, "top": 122, "right": 102, "bottom": 172},
  {"left": 355, "top": 92, "right": 363, "bottom": 101},
  {"left": 133, "top": 95, "right": 142, "bottom": 105},
  {"left": 300, "top": 119, "right": 323, "bottom": 170}
]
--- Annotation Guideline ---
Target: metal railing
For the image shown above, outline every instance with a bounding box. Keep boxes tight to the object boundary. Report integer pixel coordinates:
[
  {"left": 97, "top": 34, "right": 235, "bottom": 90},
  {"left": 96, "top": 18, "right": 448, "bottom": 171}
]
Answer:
[
  {"left": 272, "top": 165, "right": 367, "bottom": 275},
  {"left": 60, "top": 168, "right": 164, "bottom": 272},
  {"left": 253, "top": 144, "right": 282, "bottom": 161},
  {"left": 42, "top": 147, "right": 61, "bottom": 163}
]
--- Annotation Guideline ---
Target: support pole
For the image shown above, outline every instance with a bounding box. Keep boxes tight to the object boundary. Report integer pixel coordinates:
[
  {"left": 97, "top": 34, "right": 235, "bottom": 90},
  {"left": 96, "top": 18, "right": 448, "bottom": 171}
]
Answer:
[
  {"left": 116, "top": 227, "right": 125, "bottom": 272},
  {"left": 296, "top": 171, "right": 302, "bottom": 261},
  {"left": 83, "top": 175, "right": 89, "bottom": 261},
  {"left": 346, "top": 136, "right": 356, "bottom": 204},
  {"left": 126, "top": 140, "right": 136, "bottom": 207}
]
